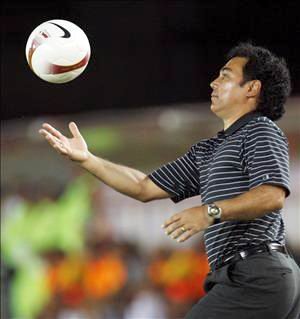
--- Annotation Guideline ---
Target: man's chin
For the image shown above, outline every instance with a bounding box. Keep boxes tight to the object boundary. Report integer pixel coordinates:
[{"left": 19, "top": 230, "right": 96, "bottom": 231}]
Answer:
[
  {"left": 210, "top": 103, "right": 224, "bottom": 118},
  {"left": 210, "top": 102, "right": 218, "bottom": 114}
]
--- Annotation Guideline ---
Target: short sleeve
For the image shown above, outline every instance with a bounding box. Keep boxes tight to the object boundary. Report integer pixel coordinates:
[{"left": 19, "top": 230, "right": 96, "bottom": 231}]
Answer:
[
  {"left": 148, "top": 145, "right": 200, "bottom": 203},
  {"left": 243, "top": 120, "right": 290, "bottom": 197}
]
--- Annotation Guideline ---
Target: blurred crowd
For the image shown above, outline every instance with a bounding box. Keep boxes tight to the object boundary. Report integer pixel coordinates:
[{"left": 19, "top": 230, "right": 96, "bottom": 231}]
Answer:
[
  {"left": 1, "top": 177, "right": 209, "bottom": 319},
  {"left": 37, "top": 241, "right": 208, "bottom": 319}
]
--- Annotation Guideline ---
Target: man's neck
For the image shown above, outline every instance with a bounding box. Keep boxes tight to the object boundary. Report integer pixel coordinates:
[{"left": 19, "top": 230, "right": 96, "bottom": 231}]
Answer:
[{"left": 223, "top": 110, "right": 254, "bottom": 130}]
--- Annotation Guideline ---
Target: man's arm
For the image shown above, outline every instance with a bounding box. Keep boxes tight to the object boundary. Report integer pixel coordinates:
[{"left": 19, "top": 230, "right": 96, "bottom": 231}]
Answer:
[
  {"left": 215, "top": 184, "right": 286, "bottom": 221},
  {"left": 39, "top": 122, "right": 170, "bottom": 202},
  {"left": 162, "top": 184, "right": 286, "bottom": 242},
  {"left": 80, "top": 153, "right": 170, "bottom": 202}
]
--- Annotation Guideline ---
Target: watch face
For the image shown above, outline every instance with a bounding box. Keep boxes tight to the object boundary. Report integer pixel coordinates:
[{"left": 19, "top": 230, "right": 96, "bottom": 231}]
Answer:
[
  {"left": 208, "top": 205, "right": 221, "bottom": 217},
  {"left": 212, "top": 208, "right": 217, "bottom": 214}
]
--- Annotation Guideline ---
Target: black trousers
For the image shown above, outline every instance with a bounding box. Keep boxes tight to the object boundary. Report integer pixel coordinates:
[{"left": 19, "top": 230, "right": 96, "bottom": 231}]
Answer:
[{"left": 185, "top": 250, "right": 300, "bottom": 319}]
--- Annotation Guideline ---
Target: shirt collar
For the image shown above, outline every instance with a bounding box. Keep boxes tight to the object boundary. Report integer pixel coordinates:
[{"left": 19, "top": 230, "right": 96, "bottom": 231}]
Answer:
[{"left": 218, "top": 111, "right": 261, "bottom": 137}]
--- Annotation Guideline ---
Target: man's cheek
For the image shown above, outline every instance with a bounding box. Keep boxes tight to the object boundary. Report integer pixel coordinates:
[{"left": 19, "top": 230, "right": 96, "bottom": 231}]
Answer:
[
  {"left": 221, "top": 84, "right": 236, "bottom": 101},
  {"left": 221, "top": 91, "right": 231, "bottom": 102}
]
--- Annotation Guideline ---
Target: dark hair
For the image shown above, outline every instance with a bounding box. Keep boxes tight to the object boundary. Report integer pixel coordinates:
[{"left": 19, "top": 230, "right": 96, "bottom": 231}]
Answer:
[{"left": 227, "top": 42, "right": 291, "bottom": 121}]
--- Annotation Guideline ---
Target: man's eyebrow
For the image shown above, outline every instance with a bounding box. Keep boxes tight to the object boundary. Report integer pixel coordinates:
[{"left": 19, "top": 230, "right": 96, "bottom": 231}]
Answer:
[{"left": 220, "top": 67, "right": 233, "bottom": 73}]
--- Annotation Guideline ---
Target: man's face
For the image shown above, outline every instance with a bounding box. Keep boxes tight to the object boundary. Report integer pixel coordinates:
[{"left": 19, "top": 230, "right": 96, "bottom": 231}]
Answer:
[{"left": 210, "top": 57, "right": 249, "bottom": 117}]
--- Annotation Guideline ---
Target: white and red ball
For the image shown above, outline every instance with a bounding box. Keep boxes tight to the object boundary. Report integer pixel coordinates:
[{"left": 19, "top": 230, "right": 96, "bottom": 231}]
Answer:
[{"left": 25, "top": 19, "right": 91, "bottom": 83}]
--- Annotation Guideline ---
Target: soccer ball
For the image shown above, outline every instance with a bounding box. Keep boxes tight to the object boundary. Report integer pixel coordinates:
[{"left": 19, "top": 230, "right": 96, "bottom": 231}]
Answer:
[{"left": 25, "top": 19, "right": 91, "bottom": 83}]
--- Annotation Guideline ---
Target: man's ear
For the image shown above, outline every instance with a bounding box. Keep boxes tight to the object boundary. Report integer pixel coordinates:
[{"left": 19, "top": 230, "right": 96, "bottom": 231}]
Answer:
[{"left": 246, "top": 80, "right": 261, "bottom": 98}]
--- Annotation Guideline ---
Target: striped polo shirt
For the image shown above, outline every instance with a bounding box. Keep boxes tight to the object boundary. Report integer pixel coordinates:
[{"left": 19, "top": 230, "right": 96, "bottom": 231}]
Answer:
[{"left": 149, "top": 111, "right": 290, "bottom": 270}]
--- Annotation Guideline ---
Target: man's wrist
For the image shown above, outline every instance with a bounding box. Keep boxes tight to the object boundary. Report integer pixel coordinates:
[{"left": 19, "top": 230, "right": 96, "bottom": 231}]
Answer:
[
  {"left": 207, "top": 203, "right": 222, "bottom": 224},
  {"left": 79, "top": 151, "right": 94, "bottom": 168},
  {"left": 203, "top": 205, "right": 215, "bottom": 226}
]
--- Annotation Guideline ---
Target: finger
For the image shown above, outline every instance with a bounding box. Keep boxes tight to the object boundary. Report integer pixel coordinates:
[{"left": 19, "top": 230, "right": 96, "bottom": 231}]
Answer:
[
  {"left": 44, "top": 132, "right": 57, "bottom": 147},
  {"left": 164, "top": 221, "right": 184, "bottom": 236},
  {"left": 168, "top": 225, "right": 191, "bottom": 240},
  {"left": 53, "top": 142, "right": 68, "bottom": 155},
  {"left": 177, "top": 228, "right": 197, "bottom": 243},
  {"left": 42, "top": 123, "right": 64, "bottom": 139},
  {"left": 40, "top": 130, "right": 61, "bottom": 145},
  {"left": 39, "top": 129, "right": 49, "bottom": 138},
  {"left": 43, "top": 132, "right": 63, "bottom": 150},
  {"left": 69, "top": 122, "right": 81, "bottom": 138},
  {"left": 40, "top": 128, "right": 69, "bottom": 155},
  {"left": 162, "top": 214, "right": 181, "bottom": 229},
  {"left": 39, "top": 129, "right": 58, "bottom": 141},
  {"left": 41, "top": 131, "right": 70, "bottom": 156}
]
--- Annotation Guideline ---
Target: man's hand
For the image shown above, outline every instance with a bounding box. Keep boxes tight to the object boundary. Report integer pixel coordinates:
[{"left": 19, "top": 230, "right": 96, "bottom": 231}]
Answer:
[
  {"left": 162, "top": 205, "right": 214, "bottom": 243},
  {"left": 39, "top": 122, "right": 89, "bottom": 163},
  {"left": 39, "top": 121, "right": 170, "bottom": 202}
]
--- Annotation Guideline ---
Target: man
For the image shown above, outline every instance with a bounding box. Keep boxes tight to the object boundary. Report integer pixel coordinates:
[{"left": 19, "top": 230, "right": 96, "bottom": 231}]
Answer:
[{"left": 39, "top": 43, "right": 300, "bottom": 318}]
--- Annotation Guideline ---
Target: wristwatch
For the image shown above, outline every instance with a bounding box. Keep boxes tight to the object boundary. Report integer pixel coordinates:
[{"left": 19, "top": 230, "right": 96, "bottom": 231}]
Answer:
[{"left": 207, "top": 203, "right": 222, "bottom": 224}]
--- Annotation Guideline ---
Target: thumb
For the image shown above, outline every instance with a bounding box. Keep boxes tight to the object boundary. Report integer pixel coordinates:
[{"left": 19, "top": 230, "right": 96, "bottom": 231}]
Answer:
[{"left": 69, "top": 122, "right": 81, "bottom": 138}]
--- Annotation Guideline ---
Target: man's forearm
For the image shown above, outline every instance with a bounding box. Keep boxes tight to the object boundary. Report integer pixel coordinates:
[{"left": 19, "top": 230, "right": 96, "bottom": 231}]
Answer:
[
  {"left": 80, "top": 152, "right": 147, "bottom": 200},
  {"left": 215, "top": 185, "right": 286, "bottom": 221},
  {"left": 161, "top": 184, "right": 286, "bottom": 242}
]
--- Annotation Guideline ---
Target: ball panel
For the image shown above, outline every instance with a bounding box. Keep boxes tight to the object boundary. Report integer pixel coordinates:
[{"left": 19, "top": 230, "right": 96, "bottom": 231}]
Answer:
[
  {"left": 48, "top": 52, "right": 90, "bottom": 74},
  {"left": 39, "top": 66, "right": 87, "bottom": 83}
]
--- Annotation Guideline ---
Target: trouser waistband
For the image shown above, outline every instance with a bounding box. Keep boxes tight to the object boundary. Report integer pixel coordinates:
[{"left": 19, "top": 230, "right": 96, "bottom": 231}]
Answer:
[{"left": 214, "top": 242, "right": 288, "bottom": 271}]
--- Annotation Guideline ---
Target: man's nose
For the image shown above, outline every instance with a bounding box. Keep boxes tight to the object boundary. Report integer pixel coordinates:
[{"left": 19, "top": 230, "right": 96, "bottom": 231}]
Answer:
[{"left": 210, "top": 79, "right": 218, "bottom": 90}]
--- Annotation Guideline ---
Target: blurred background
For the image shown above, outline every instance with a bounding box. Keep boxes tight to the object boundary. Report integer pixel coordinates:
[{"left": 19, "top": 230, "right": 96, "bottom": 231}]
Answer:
[{"left": 1, "top": 1, "right": 300, "bottom": 318}]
